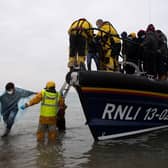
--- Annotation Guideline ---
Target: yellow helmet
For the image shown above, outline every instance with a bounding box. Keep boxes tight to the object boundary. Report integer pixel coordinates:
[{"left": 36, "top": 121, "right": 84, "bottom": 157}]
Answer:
[
  {"left": 46, "top": 81, "right": 56, "bottom": 89},
  {"left": 129, "top": 32, "right": 136, "bottom": 39}
]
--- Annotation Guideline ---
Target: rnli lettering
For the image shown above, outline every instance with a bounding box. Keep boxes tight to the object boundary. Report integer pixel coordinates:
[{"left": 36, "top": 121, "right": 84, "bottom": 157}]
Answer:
[
  {"left": 102, "top": 103, "right": 168, "bottom": 121},
  {"left": 102, "top": 103, "right": 141, "bottom": 120}
]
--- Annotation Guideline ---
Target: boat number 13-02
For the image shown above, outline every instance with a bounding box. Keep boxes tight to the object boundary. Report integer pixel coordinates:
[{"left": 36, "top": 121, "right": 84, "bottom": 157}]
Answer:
[
  {"left": 102, "top": 103, "right": 168, "bottom": 121},
  {"left": 144, "top": 108, "right": 168, "bottom": 120}
]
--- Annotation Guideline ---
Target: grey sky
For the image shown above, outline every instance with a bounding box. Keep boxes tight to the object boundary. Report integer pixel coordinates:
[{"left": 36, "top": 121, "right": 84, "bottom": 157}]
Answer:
[{"left": 0, "top": 0, "right": 167, "bottom": 91}]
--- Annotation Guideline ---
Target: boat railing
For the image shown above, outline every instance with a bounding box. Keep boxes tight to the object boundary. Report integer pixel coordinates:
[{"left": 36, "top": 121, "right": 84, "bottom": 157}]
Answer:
[
  {"left": 119, "top": 60, "right": 157, "bottom": 81},
  {"left": 119, "top": 60, "right": 146, "bottom": 76}
]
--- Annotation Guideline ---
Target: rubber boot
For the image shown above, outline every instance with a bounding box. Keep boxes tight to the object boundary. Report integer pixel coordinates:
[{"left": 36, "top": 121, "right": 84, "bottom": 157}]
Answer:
[
  {"left": 68, "top": 57, "right": 76, "bottom": 68},
  {"left": 48, "top": 131, "right": 57, "bottom": 142},
  {"left": 36, "top": 131, "right": 45, "bottom": 142},
  {"left": 106, "top": 57, "right": 115, "bottom": 71},
  {"left": 78, "top": 56, "right": 86, "bottom": 71}
]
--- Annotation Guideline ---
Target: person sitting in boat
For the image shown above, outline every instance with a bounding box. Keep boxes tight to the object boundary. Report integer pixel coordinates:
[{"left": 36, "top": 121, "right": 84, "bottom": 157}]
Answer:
[
  {"left": 67, "top": 18, "right": 93, "bottom": 70},
  {"left": 96, "top": 19, "right": 121, "bottom": 71},
  {"left": 141, "top": 24, "right": 159, "bottom": 78}
]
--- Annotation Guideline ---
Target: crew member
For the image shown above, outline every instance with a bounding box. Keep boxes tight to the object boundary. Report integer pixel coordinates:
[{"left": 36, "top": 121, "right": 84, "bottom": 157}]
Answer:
[
  {"left": 23, "top": 81, "right": 62, "bottom": 142},
  {"left": 96, "top": 19, "right": 121, "bottom": 71},
  {"left": 68, "top": 18, "right": 93, "bottom": 70}
]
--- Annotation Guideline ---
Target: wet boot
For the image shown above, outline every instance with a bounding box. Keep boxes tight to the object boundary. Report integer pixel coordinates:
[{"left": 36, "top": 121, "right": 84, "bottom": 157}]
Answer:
[
  {"left": 36, "top": 131, "right": 45, "bottom": 142},
  {"left": 68, "top": 57, "right": 76, "bottom": 69},
  {"left": 1, "top": 128, "right": 10, "bottom": 138},
  {"left": 48, "top": 130, "right": 57, "bottom": 142},
  {"left": 77, "top": 56, "right": 86, "bottom": 71}
]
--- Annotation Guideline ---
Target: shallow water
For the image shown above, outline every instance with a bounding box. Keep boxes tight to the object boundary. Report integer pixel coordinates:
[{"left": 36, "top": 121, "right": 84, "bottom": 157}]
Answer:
[{"left": 0, "top": 92, "right": 168, "bottom": 168}]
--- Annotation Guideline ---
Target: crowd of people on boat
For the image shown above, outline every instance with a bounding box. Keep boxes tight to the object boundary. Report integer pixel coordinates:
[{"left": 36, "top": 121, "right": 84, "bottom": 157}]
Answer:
[{"left": 67, "top": 18, "right": 168, "bottom": 80}]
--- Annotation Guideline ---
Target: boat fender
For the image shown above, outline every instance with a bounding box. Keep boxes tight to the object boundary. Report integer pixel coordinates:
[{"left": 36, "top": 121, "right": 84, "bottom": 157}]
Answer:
[
  {"left": 66, "top": 71, "right": 71, "bottom": 84},
  {"left": 70, "top": 72, "right": 79, "bottom": 85}
]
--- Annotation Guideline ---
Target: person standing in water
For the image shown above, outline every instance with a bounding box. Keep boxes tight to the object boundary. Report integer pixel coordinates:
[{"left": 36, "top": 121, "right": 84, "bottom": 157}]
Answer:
[
  {"left": 23, "top": 81, "right": 62, "bottom": 143},
  {"left": 0, "top": 82, "right": 35, "bottom": 137}
]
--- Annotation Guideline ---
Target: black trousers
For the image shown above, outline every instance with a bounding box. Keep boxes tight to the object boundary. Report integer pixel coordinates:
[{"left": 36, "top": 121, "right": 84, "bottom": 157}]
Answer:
[
  {"left": 69, "top": 34, "right": 87, "bottom": 57},
  {"left": 143, "top": 50, "right": 158, "bottom": 76}
]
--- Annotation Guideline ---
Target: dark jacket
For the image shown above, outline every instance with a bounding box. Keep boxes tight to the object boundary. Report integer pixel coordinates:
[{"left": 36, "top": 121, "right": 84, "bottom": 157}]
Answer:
[{"left": 0, "top": 87, "right": 35, "bottom": 117}]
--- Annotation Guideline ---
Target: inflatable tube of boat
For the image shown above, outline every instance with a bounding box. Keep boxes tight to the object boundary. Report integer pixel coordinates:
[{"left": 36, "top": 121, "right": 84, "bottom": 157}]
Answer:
[{"left": 75, "top": 71, "right": 168, "bottom": 94}]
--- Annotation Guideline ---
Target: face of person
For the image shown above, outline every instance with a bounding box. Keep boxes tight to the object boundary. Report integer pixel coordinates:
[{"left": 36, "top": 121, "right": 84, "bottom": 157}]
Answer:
[
  {"left": 6, "top": 89, "right": 14, "bottom": 95},
  {"left": 96, "top": 22, "right": 101, "bottom": 28},
  {"left": 96, "top": 20, "right": 103, "bottom": 28}
]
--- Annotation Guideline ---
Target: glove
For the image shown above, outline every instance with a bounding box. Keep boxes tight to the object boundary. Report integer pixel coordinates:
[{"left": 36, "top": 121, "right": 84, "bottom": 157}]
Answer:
[{"left": 20, "top": 104, "right": 26, "bottom": 110}]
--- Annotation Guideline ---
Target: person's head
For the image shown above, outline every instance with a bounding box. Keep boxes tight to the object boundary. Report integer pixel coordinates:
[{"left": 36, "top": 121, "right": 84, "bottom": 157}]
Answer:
[
  {"left": 96, "top": 19, "right": 104, "bottom": 28},
  {"left": 137, "top": 29, "right": 146, "bottom": 39},
  {"left": 45, "top": 81, "right": 56, "bottom": 92},
  {"left": 155, "top": 29, "right": 163, "bottom": 38},
  {"left": 128, "top": 32, "right": 136, "bottom": 39},
  {"left": 146, "top": 24, "right": 155, "bottom": 32},
  {"left": 5, "top": 82, "right": 15, "bottom": 95},
  {"left": 121, "top": 31, "right": 127, "bottom": 38}
]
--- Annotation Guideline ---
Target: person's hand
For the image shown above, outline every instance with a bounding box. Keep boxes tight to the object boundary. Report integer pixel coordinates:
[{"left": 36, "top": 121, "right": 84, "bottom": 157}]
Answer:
[
  {"left": 20, "top": 104, "right": 27, "bottom": 110},
  {"left": 20, "top": 104, "right": 26, "bottom": 110}
]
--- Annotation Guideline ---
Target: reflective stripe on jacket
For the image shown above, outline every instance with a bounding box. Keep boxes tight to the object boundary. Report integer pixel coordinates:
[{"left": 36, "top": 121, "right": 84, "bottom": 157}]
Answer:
[{"left": 40, "top": 89, "right": 60, "bottom": 117}]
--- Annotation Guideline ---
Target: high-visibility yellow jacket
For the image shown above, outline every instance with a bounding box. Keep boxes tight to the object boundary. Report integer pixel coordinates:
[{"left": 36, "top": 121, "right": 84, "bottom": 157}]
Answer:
[
  {"left": 40, "top": 89, "right": 60, "bottom": 117},
  {"left": 68, "top": 18, "right": 93, "bottom": 39},
  {"left": 28, "top": 89, "right": 61, "bottom": 124}
]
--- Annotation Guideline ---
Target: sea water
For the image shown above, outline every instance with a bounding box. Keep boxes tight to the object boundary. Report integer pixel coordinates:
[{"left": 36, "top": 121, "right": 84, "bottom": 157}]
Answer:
[{"left": 0, "top": 92, "right": 168, "bottom": 168}]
